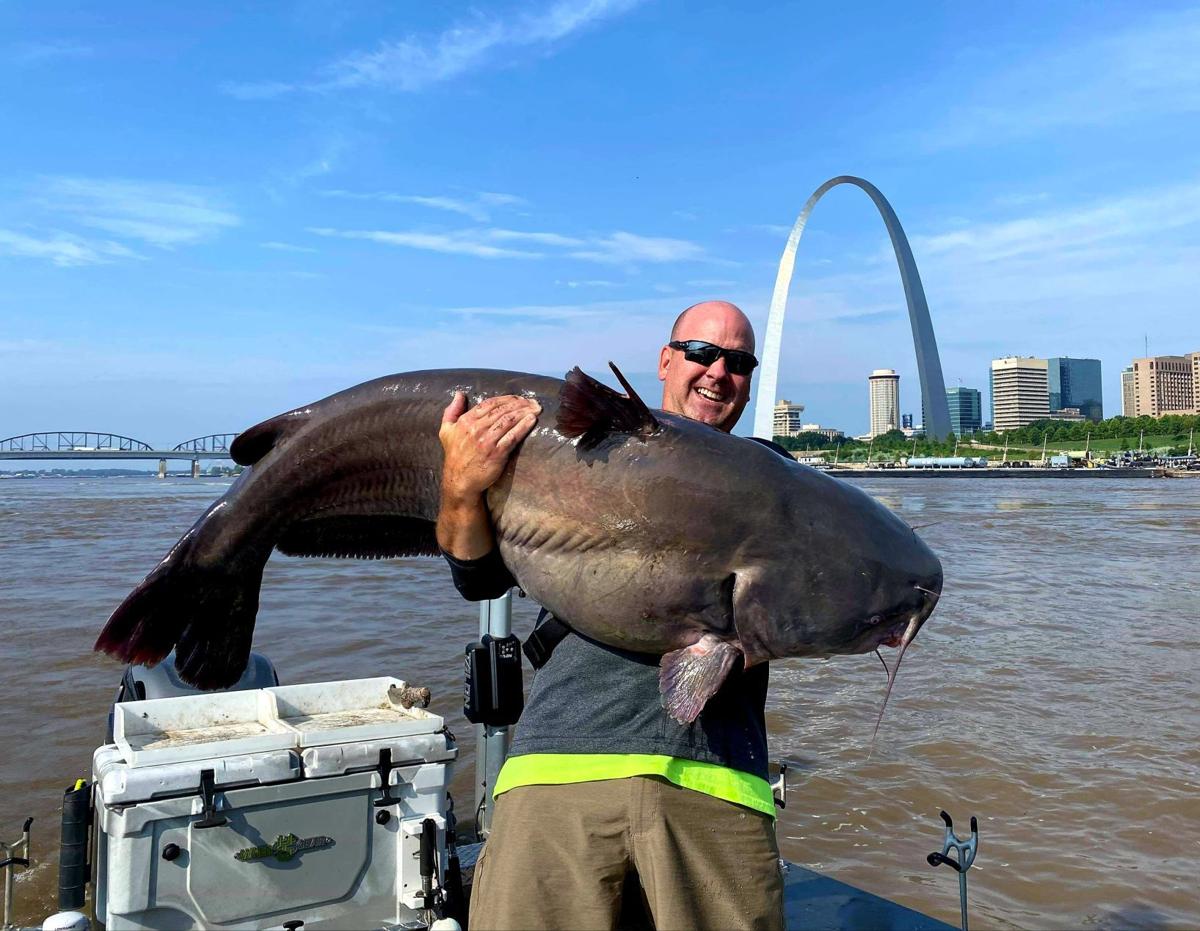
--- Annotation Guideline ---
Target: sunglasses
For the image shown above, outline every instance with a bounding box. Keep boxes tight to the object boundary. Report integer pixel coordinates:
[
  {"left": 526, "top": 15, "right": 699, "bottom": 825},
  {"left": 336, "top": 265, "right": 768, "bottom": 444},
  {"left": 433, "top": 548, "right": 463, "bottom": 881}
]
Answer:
[{"left": 668, "top": 340, "right": 759, "bottom": 376}]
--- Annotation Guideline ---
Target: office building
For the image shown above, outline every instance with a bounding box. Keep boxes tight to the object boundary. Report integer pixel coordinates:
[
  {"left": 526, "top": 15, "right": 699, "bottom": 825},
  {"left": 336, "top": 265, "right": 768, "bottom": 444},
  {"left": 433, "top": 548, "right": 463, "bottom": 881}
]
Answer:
[
  {"left": 1047, "top": 357, "right": 1103, "bottom": 421},
  {"left": 772, "top": 400, "right": 806, "bottom": 438},
  {"left": 1129, "top": 355, "right": 1195, "bottom": 417},
  {"left": 989, "top": 357, "right": 1049, "bottom": 431},
  {"left": 868, "top": 369, "right": 900, "bottom": 437},
  {"left": 1121, "top": 367, "right": 1136, "bottom": 417},
  {"left": 946, "top": 386, "right": 982, "bottom": 436}
]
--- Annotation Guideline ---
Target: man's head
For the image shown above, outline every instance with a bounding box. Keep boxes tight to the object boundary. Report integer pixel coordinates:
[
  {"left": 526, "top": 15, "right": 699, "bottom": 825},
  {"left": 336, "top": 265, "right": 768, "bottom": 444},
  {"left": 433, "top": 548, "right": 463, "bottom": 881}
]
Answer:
[{"left": 658, "top": 300, "right": 756, "bottom": 433}]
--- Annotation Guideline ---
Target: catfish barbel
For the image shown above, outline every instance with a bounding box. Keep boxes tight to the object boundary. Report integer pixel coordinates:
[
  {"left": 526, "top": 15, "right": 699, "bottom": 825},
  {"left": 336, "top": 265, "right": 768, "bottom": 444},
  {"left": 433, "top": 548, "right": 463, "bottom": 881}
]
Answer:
[{"left": 95, "top": 365, "right": 943, "bottom": 723}]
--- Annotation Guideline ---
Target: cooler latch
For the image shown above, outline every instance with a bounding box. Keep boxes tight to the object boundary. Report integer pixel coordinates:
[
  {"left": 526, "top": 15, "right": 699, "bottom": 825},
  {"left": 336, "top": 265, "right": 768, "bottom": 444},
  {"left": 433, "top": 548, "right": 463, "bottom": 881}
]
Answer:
[
  {"left": 372, "top": 749, "right": 402, "bottom": 808},
  {"left": 193, "top": 769, "right": 228, "bottom": 829}
]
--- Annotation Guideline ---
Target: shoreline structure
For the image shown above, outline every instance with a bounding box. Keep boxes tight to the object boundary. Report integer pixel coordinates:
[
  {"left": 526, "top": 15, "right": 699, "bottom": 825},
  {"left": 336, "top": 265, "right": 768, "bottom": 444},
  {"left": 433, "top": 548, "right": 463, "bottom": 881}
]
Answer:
[{"left": 829, "top": 466, "right": 1198, "bottom": 479}]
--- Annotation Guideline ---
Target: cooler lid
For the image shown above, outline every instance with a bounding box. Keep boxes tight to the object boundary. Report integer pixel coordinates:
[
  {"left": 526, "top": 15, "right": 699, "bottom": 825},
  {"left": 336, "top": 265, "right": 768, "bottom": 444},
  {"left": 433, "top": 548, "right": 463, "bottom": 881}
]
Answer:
[
  {"left": 267, "top": 677, "right": 445, "bottom": 748},
  {"left": 113, "top": 689, "right": 294, "bottom": 768},
  {"left": 95, "top": 745, "right": 301, "bottom": 806}
]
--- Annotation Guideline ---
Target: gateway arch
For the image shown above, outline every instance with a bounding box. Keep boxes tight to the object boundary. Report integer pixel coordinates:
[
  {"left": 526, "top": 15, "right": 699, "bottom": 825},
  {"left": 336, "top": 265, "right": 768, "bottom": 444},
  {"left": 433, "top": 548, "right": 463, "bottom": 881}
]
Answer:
[{"left": 751, "top": 176, "right": 952, "bottom": 441}]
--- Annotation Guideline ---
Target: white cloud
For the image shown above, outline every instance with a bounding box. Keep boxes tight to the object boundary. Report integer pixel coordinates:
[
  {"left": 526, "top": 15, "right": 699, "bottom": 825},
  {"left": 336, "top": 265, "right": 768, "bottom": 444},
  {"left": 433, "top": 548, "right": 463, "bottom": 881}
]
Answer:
[
  {"left": 442, "top": 302, "right": 612, "bottom": 320},
  {"left": 558, "top": 279, "right": 622, "bottom": 288},
  {"left": 687, "top": 278, "right": 738, "bottom": 288},
  {"left": 922, "top": 7, "right": 1200, "bottom": 148},
  {"left": 225, "top": 0, "right": 645, "bottom": 99},
  {"left": 478, "top": 192, "right": 528, "bottom": 208},
  {"left": 219, "top": 80, "right": 297, "bottom": 101},
  {"left": 320, "top": 189, "right": 528, "bottom": 222},
  {"left": 0, "top": 229, "right": 138, "bottom": 267},
  {"left": 261, "top": 241, "right": 318, "bottom": 253},
  {"left": 306, "top": 224, "right": 707, "bottom": 267},
  {"left": 37, "top": 177, "right": 239, "bottom": 248},
  {"left": 910, "top": 181, "right": 1200, "bottom": 265},
  {"left": 307, "top": 226, "right": 542, "bottom": 259},
  {"left": 487, "top": 228, "right": 584, "bottom": 247},
  {"left": 993, "top": 192, "right": 1051, "bottom": 208},
  {"left": 321, "top": 0, "right": 645, "bottom": 92},
  {"left": 9, "top": 40, "right": 93, "bottom": 65},
  {"left": 569, "top": 231, "right": 706, "bottom": 264}
]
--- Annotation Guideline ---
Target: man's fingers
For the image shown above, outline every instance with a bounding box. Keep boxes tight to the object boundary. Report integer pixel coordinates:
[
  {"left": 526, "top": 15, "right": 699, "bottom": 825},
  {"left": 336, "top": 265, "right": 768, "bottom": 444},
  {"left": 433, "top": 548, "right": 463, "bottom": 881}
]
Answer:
[
  {"left": 463, "top": 395, "right": 541, "bottom": 427},
  {"left": 442, "top": 391, "right": 469, "bottom": 425},
  {"left": 485, "top": 406, "right": 539, "bottom": 436},
  {"left": 496, "top": 413, "right": 539, "bottom": 450}
]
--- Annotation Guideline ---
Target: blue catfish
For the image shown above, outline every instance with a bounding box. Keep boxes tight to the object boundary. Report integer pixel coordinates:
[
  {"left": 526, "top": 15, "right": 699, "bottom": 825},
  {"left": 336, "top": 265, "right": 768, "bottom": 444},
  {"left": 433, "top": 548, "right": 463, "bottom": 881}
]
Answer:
[{"left": 96, "top": 366, "right": 943, "bottom": 723}]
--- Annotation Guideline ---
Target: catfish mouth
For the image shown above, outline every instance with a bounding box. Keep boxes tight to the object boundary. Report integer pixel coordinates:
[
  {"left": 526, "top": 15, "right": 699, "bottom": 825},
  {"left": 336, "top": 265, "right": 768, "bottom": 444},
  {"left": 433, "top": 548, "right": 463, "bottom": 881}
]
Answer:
[{"left": 854, "top": 583, "right": 939, "bottom": 654}]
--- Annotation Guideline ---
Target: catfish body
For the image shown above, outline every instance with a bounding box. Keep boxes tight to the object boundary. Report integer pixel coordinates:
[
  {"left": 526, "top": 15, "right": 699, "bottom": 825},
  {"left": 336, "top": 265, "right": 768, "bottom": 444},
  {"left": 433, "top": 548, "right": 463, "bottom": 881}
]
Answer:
[{"left": 96, "top": 367, "right": 942, "bottom": 721}]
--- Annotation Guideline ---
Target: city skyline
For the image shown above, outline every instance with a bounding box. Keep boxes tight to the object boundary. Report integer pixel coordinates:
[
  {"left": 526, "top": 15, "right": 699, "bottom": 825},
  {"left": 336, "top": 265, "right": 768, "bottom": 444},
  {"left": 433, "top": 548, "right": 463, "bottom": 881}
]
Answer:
[{"left": 2, "top": 3, "right": 1199, "bottom": 441}]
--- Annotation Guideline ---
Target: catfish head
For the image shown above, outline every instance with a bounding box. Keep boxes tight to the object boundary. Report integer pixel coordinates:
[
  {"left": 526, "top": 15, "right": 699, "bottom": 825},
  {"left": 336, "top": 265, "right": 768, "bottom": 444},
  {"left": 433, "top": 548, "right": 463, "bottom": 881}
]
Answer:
[{"left": 734, "top": 459, "right": 943, "bottom": 667}]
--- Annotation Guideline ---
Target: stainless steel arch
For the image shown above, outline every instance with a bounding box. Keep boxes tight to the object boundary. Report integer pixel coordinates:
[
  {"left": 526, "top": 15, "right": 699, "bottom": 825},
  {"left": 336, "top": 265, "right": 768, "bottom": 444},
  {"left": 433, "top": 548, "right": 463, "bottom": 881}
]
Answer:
[{"left": 752, "top": 176, "right": 952, "bottom": 441}]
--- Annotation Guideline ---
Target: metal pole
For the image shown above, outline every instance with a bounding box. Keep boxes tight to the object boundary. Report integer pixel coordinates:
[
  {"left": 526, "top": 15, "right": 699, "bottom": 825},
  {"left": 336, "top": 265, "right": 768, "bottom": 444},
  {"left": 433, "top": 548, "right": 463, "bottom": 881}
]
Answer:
[
  {"left": 958, "top": 869, "right": 969, "bottom": 931},
  {"left": 474, "top": 592, "right": 512, "bottom": 838},
  {"left": 2, "top": 852, "right": 10, "bottom": 931},
  {"left": 1, "top": 819, "right": 32, "bottom": 931}
]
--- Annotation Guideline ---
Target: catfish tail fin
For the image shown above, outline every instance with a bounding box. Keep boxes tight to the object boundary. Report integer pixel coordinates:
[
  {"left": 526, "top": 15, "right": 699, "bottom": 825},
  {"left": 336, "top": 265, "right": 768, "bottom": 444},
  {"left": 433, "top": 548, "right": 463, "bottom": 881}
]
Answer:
[{"left": 94, "top": 533, "right": 266, "bottom": 690}]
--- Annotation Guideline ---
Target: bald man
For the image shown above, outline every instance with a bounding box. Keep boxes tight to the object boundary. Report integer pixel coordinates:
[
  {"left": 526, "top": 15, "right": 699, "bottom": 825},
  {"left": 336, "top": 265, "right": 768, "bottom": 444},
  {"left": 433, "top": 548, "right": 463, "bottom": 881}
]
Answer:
[{"left": 438, "top": 302, "right": 785, "bottom": 930}]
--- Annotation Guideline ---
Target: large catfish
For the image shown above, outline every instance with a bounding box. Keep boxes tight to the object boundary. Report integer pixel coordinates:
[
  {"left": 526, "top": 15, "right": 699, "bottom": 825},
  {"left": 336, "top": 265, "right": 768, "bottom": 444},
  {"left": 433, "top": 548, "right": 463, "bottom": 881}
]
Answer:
[{"left": 96, "top": 366, "right": 943, "bottom": 723}]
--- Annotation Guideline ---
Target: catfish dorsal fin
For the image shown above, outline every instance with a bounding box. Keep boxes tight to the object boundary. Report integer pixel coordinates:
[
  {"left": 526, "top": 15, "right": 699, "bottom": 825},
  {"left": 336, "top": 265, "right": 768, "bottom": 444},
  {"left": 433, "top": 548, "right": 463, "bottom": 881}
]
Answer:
[
  {"left": 557, "top": 365, "right": 661, "bottom": 451},
  {"left": 229, "top": 408, "right": 312, "bottom": 466}
]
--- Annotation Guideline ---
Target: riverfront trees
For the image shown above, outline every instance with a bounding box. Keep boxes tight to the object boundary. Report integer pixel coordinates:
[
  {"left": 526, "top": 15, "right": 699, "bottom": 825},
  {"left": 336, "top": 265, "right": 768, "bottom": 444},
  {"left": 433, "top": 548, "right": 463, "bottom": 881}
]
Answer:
[{"left": 775, "top": 413, "right": 1200, "bottom": 460}]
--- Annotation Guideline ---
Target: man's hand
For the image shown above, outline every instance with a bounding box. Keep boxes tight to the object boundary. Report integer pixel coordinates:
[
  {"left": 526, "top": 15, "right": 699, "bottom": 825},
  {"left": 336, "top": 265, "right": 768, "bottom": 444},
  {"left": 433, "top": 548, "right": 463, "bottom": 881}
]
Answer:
[{"left": 436, "top": 392, "right": 541, "bottom": 559}]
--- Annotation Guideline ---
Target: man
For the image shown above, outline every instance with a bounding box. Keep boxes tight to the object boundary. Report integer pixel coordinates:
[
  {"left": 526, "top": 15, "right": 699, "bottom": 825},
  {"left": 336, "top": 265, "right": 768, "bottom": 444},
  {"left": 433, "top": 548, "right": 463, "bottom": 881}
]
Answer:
[{"left": 437, "top": 301, "right": 785, "bottom": 930}]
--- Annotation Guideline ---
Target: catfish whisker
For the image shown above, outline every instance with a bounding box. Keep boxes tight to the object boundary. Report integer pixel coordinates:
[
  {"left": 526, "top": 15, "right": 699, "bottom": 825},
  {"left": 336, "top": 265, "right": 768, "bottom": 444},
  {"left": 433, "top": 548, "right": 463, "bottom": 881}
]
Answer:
[
  {"left": 914, "top": 584, "right": 940, "bottom": 602},
  {"left": 871, "top": 615, "right": 921, "bottom": 740},
  {"left": 910, "top": 520, "right": 943, "bottom": 530}
]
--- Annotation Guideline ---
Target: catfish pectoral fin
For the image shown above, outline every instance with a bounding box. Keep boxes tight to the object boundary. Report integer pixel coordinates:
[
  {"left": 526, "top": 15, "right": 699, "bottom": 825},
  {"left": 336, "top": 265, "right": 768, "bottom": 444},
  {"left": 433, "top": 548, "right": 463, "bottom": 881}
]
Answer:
[
  {"left": 95, "top": 532, "right": 268, "bottom": 690},
  {"left": 658, "top": 635, "right": 741, "bottom": 725}
]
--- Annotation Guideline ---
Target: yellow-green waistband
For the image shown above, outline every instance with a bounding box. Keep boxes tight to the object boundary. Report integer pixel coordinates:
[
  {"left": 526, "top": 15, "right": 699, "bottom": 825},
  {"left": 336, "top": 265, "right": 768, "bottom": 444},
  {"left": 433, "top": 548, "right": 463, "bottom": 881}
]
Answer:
[{"left": 493, "top": 753, "right": 777, "bottom": 818}]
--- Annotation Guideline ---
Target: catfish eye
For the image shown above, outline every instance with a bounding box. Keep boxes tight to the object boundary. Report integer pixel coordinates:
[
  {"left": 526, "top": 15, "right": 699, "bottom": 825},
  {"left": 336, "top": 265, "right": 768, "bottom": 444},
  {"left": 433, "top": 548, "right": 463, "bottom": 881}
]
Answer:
[{"left": 867, "top": 614, "right": 882, "bottom": 626}]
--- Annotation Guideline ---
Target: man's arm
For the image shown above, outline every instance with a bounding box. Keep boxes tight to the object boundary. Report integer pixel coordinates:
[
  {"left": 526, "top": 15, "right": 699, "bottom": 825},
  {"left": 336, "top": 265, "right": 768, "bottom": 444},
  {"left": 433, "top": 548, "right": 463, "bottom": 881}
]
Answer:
[{"left": 437, "top": 391, "right": 540, "bottom": 599}]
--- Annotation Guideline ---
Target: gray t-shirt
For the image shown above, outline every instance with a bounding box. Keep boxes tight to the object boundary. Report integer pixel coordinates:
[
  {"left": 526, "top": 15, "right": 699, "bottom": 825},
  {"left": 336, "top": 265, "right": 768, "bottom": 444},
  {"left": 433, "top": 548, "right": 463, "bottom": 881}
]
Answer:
[{"left": 509, "top": 624, "right": 770, "bottom": 780}]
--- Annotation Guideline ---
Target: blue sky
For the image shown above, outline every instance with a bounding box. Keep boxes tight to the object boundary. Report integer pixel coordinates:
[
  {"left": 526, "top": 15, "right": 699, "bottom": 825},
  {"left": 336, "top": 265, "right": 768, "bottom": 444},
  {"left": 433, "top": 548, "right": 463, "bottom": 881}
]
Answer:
[{"left": 3, "top": 0, "right": 1199, "bottom": 445}]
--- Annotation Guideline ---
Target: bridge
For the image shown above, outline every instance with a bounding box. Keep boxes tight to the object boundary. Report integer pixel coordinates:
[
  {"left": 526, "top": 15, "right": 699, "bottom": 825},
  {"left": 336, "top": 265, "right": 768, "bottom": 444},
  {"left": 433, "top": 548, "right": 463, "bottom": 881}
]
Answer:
[{"left": 0, "top": 432, "right": 241, "bottom": 478}]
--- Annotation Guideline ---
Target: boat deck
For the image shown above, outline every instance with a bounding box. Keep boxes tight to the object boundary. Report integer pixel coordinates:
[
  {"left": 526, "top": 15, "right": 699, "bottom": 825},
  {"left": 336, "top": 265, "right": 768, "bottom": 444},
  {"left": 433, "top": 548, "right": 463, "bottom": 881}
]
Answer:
[{"left": 457, "top": 844, "right": 957, "bottom": 930}]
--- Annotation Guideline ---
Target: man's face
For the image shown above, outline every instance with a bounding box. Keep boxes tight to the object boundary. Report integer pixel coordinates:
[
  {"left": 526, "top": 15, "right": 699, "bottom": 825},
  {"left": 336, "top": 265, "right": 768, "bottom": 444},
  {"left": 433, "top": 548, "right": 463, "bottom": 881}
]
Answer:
[{"left": 658, "top": 306, "right": 755, "bottom": 433}]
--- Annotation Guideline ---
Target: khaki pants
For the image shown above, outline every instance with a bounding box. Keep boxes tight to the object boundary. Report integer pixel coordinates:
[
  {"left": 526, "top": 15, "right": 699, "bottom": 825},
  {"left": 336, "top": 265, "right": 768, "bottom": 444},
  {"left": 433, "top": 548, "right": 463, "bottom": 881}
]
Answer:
[{"left": 469, "top": 777, "right": 785, "bottom": 931}]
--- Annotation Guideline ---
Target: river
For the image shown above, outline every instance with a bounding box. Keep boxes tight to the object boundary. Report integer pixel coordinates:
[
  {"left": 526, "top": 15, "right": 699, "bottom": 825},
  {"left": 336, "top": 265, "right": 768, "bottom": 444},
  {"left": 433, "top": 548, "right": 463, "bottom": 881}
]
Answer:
[{"left": 1, "top": 474, "right": 1197, "bottom": 929}]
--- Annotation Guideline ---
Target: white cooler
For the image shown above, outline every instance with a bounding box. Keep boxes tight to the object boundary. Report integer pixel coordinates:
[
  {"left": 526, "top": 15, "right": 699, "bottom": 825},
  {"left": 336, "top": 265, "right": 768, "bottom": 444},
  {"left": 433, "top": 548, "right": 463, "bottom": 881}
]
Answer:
[{"left": 92, "top": 677, "right": 457, "bottom": 930}]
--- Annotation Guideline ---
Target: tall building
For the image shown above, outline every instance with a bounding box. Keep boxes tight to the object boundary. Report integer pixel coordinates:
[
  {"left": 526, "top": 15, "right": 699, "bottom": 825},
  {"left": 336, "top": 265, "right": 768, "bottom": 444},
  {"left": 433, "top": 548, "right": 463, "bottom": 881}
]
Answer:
[
  {"left": 772, "top": 400, "right": 806, "bottom": 438},
  {"left": 1129, "top": 355, "right": 1195, "bottom": 417},
  {"left": 1121, "top": 367, "right": 1136, "bottom": 417},
  {"left": 989, "top": 357, "right": 1049, "bottom": 432},
  {"left": 1047, "top": 357, "right": 1103, "bottom": 421},
  {"left": 868, "top": 369, "right": 900, "bottom": 437},
  {"left": 946, "top": 386, "right": 982, "bottom": 436}
]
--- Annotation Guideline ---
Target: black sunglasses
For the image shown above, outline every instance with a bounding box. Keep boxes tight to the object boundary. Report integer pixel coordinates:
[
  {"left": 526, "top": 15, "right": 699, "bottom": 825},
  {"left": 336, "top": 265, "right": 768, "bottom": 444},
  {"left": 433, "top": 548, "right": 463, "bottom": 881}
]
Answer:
[{"left": 668, "top": 340, "right": 759, "bottom": 376}]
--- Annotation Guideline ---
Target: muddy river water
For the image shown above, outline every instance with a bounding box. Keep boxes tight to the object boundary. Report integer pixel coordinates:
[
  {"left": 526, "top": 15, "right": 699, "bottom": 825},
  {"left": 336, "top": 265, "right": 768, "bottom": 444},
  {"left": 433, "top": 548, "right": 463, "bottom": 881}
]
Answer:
[{"left": 2, "top": 474, "right": 1197, "bottom": 928}]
